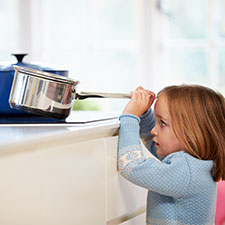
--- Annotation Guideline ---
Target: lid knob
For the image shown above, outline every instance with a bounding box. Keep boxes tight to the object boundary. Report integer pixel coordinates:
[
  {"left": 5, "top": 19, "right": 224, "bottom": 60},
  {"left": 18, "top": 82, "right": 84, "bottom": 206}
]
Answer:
[{"left": 11, "top": 53, "right": 28, "bottom": 63}]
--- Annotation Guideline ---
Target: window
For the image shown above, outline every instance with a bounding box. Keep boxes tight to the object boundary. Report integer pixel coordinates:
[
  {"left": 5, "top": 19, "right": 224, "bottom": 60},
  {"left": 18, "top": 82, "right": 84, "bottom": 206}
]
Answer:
[
  {"left": 152, "top": 0, "right": 225, "bottom": 94},
  {"left": 8, "top": 0, "right": 142, "bottom": 112},
  {"left": 40, "top": 0, "right": 139, "bottom": 93},
  {"left": 1, "top": 0, "right": 225, "bottom": 112},
  {"left": 0, "top": 0, "right": 20, "bottom": 61}
]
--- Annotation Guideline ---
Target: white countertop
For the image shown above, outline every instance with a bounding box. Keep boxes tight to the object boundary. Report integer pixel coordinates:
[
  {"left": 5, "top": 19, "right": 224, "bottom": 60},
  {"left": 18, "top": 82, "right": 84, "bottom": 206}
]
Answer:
[{"left": 0, "top": 111, "right": 121, "bottom": 154}]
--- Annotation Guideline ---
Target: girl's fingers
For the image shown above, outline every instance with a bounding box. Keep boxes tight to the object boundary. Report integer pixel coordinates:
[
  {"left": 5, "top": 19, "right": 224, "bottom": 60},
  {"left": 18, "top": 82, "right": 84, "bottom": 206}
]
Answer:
[
  {"left": 135, "top": 86, "right": 145, "bottom": 91},
  {"left": 145, "top": 90, "right": 155, "bottom": 98},
  {"left": 144, "top": 90, "right": 155, "bottom": 106},
  {"left": 132, "top": 89, "right": 154, "bottom": 105},
  {"left": 123, "top": 87, "right": 155, "bottom": 117}
]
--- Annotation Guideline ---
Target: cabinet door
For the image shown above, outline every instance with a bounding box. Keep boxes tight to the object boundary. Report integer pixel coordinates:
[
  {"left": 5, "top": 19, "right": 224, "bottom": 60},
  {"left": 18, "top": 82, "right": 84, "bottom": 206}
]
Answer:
[
  {"left": 0, "top": 138, "right": 106, "bottom": 225},
  {"left": 105, "top": 136, "right": 147, "bottom": 223}
]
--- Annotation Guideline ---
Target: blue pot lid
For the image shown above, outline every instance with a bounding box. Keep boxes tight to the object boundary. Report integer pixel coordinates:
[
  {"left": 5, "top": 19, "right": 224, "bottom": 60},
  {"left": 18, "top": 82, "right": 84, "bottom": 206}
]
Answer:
[{"left": 0, "top": 54, "right": 67, "bottom": 72}]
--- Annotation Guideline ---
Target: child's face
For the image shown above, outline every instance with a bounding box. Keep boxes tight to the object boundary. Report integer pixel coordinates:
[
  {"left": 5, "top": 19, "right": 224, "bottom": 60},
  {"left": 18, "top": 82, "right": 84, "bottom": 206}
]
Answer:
[{"left": 151, "top": 95, "right": 185, "bottom": 158}]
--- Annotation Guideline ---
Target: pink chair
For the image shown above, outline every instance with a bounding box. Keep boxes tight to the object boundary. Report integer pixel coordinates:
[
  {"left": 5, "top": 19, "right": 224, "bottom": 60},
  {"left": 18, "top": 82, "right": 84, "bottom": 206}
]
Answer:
[{"left": 215, "top": 180, "right": 225, "bottom": 225}]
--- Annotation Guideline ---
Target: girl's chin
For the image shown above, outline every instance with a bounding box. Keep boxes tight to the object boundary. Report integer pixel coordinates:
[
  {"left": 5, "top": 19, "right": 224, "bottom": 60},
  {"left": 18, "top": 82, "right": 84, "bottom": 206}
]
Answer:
[{"left": 156, "top": 148, "right": 166, "bottom": 158}]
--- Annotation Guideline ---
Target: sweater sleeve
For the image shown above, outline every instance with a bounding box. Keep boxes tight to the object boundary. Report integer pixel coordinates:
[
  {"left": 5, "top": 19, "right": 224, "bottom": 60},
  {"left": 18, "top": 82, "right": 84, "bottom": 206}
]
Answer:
[
  {"left": 139, "top": 109, "right": 162, "bottom": 160},
  {"left": 118, "top": 114, "right": 191, "bottom": 198}
]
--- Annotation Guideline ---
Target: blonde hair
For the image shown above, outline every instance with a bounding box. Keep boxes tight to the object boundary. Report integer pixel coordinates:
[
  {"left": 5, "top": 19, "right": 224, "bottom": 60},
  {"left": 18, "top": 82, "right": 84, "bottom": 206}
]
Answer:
[{"left": 159, "top": 84, "right": 225, "bottom": 182}]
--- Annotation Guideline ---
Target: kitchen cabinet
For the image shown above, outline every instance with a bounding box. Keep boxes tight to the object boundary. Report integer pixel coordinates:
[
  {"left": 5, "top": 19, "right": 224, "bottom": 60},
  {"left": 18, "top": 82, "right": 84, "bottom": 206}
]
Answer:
[
  {"left": 105, "top": 137, "right": 146, "bottom": 224},
  {"left": 0, "top": 118, "right": 147, "bottom": 225}
]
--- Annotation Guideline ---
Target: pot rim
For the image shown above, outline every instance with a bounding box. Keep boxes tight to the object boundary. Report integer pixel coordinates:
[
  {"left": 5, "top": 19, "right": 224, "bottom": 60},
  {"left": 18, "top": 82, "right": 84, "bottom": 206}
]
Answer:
[{"left": 14, "top": 66, "right": 79, "bottom": 85}]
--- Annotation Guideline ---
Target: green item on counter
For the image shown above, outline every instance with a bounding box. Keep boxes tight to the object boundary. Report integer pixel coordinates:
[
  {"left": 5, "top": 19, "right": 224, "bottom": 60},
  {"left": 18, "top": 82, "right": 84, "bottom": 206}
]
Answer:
[{"left": 72, "top": 99, "right": 101, "bottom": 111}]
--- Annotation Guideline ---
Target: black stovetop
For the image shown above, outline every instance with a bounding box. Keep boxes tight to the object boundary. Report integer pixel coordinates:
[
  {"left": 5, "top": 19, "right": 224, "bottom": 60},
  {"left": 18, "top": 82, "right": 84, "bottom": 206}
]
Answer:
[{"left": 0, "top": 111, "right": 119, "bottom": 124}]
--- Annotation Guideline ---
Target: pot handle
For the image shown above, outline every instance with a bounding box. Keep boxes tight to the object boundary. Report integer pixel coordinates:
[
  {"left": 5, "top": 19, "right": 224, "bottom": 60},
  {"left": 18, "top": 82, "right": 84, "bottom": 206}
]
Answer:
[{"left": 75, "top": 92, "right": 131, "bottom": 100}]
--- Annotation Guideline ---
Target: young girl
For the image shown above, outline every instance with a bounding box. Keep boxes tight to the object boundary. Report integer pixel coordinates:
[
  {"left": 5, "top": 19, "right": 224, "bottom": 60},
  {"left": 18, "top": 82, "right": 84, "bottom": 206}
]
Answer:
[{"left": 118, "top": 85, "right": 225, "bottom": 225}]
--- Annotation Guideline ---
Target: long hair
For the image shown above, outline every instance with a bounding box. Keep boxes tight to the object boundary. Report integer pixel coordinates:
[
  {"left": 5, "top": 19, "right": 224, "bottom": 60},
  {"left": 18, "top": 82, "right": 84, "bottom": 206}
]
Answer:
[{"left": 159, "top": 84, "right": 225, "bottom": 182}]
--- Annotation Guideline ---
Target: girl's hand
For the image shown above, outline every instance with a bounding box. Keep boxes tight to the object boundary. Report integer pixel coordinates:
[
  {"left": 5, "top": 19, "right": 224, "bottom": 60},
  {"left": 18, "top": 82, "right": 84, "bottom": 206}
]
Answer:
[{"left": 122, "top": 86, "right": 155, "bottom": 117}]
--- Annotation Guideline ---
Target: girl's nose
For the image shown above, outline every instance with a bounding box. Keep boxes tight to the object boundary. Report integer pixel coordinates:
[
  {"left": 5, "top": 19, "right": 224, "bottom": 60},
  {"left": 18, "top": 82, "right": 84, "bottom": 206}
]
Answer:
[{"left": 151, "top": 125, "right": 158, "bottom": 136}]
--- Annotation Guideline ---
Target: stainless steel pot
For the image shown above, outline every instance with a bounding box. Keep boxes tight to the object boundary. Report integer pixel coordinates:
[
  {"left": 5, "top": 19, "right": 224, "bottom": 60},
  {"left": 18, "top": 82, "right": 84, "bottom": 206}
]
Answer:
[
  {"left": 9, "top": 66, "right": 130, "bottom": 119},
  {"left": 0, "top": 53, "right": 68, "bottom": 115}
]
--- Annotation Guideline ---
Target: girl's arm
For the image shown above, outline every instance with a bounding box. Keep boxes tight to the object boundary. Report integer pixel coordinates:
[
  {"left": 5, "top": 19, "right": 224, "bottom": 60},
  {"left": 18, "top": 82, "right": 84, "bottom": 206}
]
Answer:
[
  {"left": 118, "top": 115, "right": 191, "bottom": 197},
  {"left": 139, "top": 109, "right": 162, "bottom": 160},
  {"left": 121, "top": 86, "right": 160, "bottom": 160}
]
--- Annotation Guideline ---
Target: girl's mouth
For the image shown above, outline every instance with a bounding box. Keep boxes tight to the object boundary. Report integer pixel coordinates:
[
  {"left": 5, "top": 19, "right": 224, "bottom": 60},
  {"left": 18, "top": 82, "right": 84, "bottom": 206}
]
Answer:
[{"left": 153, "top": 139, "right": 159, "bottom": 146}]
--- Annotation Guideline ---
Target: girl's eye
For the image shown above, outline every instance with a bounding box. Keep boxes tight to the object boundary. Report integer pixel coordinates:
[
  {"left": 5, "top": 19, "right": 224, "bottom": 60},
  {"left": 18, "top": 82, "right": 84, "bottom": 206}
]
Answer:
[{"left": 160, "top": 120, "right": 166, "bottom": 127}]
